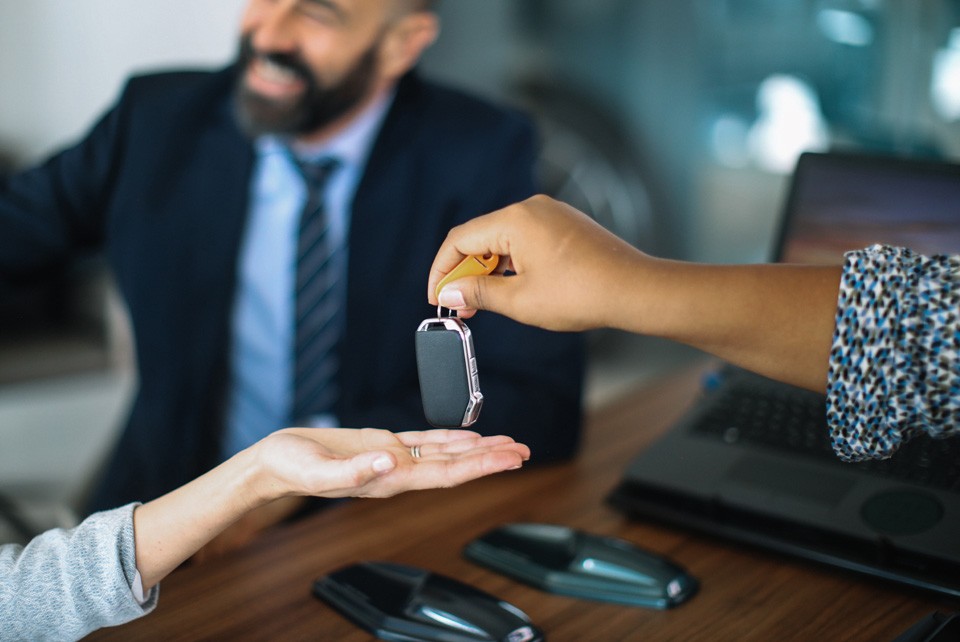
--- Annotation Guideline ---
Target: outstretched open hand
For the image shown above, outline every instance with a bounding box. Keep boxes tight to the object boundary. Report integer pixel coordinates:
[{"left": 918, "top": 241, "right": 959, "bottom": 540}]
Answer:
[
  {"left": 255, "top": 427, "right": 531, "bottom": 500},
  {"left": 189, "top": 428, "right": 530, "bottom": 564}
]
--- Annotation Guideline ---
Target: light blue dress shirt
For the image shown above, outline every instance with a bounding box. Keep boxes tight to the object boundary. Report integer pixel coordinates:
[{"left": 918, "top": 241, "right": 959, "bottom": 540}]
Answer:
[{"left": 221, "top": 93, "right": 394, "bottom": 459}]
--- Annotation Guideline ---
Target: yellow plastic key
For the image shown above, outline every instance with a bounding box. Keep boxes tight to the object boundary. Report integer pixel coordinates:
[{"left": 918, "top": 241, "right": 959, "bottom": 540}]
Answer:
[{"left": 435, "top": 254, "right": 499, "bottom": 299}]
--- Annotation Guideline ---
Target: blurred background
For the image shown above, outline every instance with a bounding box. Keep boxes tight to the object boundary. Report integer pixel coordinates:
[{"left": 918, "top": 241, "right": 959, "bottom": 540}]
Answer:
[{"left": 1, "top": 0, "right": 959, "bottom": 542}]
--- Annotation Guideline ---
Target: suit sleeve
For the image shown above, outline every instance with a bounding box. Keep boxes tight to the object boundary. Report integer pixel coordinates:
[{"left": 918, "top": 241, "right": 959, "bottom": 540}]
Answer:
[{"left": 0, "top": 84, "right": 126, "bottom": 281}]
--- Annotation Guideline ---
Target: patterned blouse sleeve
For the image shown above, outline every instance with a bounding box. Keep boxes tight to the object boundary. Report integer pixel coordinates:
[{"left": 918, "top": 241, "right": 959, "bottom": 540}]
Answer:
[{"left": 826, "top": 244, "right": 960, "bottom": 461}]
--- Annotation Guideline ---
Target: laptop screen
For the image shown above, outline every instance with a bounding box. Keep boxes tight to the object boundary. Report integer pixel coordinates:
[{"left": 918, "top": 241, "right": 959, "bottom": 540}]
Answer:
[{"left": 774, "top": 151, "right": 960, "bottom": 265}]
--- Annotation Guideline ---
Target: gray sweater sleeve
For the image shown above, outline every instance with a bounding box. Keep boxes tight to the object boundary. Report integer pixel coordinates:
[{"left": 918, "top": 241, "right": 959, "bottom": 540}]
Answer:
[{"left": 0, "top": 502, "right": 159, "bottom": 641}]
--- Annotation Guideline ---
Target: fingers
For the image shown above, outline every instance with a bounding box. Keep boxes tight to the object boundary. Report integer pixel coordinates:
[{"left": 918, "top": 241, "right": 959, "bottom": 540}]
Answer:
[
  {"left": 417, "top": 449, "right": 527, "bottom": 489},
  {"left": 263, "top": 428, "right": 530, "bottom": 500},
  {"left": 429, "top": 193, "right": 648, "bottom": 332},
  {"left": 396, "top": 430, "right": 529, "bottom": 460},
  {"left": 427, "top": 206, "right": 516, "bottom": 305},
  {"left": 302, "top": 443, "right": 527, "bottom": 499},
  {"left": 427, "top": 194, "right": 591, "bottom": 328},
  {"left": 410, "top": 435, "right": 528, "bottom": 460},
  {"left": 360, "top": 449, "right": 528, "bottom": 498},
  {"left": 436, "top": 272, "right": 516, "bottom": 318},
  {"left": 395, "top": 429, "right": 483, "bottom": 445}
]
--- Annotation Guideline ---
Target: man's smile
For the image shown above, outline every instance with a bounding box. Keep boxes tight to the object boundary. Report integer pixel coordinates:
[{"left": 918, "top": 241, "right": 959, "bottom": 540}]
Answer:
[{"left": 245, "top": 55, "right": 307, "bottom": 99}]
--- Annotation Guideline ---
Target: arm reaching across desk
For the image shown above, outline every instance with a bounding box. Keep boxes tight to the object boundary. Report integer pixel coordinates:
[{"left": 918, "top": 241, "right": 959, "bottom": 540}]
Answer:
[
  {"left": 0, "top": 427, "right": 528, "bottom": 640},
  {"left": 428, "top": 195, "right": 960, "bottom": 462},
  {"left": 428, "top": 195, "right": 840, "bottom": 392}
]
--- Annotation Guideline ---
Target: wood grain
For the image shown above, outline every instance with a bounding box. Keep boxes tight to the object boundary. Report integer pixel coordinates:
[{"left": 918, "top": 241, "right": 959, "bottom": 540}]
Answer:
[{"left": 85, "top": 365, "right": 953, "bottom": 641}]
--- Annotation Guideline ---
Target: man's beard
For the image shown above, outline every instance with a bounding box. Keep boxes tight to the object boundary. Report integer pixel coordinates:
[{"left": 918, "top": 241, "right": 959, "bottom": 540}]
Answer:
[{"left": 232, "top": 35, "right": 379, "bottom": 138}]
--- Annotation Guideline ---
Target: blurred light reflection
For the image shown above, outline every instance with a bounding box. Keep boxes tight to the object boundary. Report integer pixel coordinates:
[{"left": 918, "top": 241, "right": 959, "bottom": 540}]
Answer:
[{"left": 817, "top": 9, "right": 874, "bottom": 47}]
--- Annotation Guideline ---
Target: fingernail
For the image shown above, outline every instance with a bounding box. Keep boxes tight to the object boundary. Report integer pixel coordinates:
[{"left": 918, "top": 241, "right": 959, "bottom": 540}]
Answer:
[
  {"left": 438, "top": 286, "right": 465, "bottom": 309},
  {"left": 373, "top": 456, "right": 395, "bottom": 473}
]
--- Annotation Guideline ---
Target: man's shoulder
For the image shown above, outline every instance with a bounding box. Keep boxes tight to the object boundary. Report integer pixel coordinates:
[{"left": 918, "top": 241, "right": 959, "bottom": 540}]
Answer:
[
  {"left": 398, "top": 72, "right": 533, "bottom": 134},
  {"left": 120, "top": 66, "right": 236, "bottom": 111}
]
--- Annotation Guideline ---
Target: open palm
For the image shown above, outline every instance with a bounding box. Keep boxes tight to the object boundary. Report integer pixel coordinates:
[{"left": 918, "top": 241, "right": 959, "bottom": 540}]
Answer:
[{"left": 258, "top": 427, "right": 530, "bottom": 499}]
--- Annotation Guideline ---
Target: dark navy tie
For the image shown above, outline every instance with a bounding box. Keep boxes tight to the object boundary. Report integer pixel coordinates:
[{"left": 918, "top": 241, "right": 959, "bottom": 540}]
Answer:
[{"left": 289, "top": 155, "right": 342, "bottom": 424}]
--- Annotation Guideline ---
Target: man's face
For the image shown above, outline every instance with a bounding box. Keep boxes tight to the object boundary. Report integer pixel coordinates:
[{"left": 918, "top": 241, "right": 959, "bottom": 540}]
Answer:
[{"left": 233, "top": 0, "right": 396, "bottom": 138}]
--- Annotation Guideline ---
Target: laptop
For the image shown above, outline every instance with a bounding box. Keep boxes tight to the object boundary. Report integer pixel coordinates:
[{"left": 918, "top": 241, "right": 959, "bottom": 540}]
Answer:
[{"left": 607, "top": 150, "right": 960, "bottom": 599}]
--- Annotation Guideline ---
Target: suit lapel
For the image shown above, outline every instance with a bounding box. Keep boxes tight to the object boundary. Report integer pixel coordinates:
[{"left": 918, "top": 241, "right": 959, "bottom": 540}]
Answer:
[
  {"left": 348, "top": 75, "right": 423, "bottom": 306},
  {"left": 180, "top": 92, "right": 255, "bottom": 466},
  {"left": 340, "top": 75, "right": 422, "bottom": 400}
]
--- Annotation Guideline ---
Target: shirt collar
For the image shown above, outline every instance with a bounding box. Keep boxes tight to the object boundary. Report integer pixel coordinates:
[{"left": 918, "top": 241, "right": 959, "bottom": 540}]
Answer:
[{"left": 255, "top": 88, "right": 396, "bottom": 171}]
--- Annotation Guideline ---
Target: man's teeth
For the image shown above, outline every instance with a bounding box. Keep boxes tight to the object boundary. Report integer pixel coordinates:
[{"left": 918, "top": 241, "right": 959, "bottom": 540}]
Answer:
[{"left": 257, "top": 58, "right": 298, "bottom": 83}]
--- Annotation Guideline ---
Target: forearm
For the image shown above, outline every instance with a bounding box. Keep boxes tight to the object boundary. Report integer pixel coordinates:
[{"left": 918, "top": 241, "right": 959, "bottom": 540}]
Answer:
[
  {"left": 0, "top": 505, "right": 156, "bottom": 640},
  {"left": 133, "top": 446, "right": 266, "bottom": 590},
  {"left": 617, "top": 258, "right": 842, "bottom": 391}
]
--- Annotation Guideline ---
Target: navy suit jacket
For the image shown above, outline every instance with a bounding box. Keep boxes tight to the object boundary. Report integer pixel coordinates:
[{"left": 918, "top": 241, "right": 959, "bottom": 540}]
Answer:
[{"left": 0, "top": 66, "right": 584, "bottom": 513}]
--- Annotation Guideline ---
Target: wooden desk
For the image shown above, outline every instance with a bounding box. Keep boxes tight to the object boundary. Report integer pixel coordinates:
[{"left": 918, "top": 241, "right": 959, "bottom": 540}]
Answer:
[{"left": 87, "top": 368, "right": 952, "bottom": 641}]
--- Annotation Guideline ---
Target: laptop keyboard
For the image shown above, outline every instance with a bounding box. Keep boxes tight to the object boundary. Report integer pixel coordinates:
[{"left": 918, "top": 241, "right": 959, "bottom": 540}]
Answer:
[{"left": 690, "top": 373, "right": 960, "bottom": 493}]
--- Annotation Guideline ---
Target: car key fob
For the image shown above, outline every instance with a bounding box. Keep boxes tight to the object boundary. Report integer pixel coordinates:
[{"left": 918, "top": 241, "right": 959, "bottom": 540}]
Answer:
[
  {"left": 416, "top": 254, "right": 499, "bottom": 428},
  {"left": 415, "top": 314, "right": 483, "bottom": 427}
]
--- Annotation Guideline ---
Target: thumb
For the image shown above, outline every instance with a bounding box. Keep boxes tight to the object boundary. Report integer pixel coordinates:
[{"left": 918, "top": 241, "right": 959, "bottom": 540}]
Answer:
[
  {"left": 348, "top": 450, "right": 397, "bottom": 477},
  {"left": 437, "top": 274, "right": 513, "bottom": 317},
  {"left": 303, "top": 450, "right": 396, "bottom": 496}
]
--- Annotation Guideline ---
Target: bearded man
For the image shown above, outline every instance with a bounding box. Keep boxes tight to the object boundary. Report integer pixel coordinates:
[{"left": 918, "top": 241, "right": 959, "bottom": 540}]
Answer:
[{"left": 0, "top": 0, "right": 585, "bottom": 556}]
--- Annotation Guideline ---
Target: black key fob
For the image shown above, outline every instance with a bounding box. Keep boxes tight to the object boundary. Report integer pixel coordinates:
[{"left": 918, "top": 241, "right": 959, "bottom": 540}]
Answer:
[{"left": 415, "top": 315, "right": 483, "bottom": 427}]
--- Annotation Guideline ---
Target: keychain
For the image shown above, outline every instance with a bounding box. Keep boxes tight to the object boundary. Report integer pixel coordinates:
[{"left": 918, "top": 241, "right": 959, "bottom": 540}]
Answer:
[{"left": 415, "top": 254, "right": 498, "bottom": 427}]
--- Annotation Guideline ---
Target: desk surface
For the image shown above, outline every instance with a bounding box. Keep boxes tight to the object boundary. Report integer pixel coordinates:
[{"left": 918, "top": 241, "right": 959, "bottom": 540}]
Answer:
[{"left": 87, "top": 367, "right": 952, "bottom": 641}]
